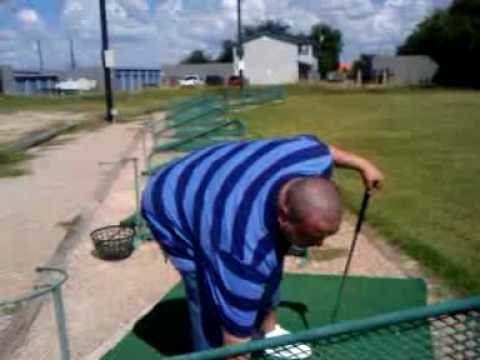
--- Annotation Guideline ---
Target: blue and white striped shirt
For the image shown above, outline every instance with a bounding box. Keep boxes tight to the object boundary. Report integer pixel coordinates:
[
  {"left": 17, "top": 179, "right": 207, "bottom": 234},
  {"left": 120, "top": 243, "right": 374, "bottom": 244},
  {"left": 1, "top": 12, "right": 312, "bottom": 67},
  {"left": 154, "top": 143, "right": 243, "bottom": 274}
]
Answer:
[{"left": 141, "top": 135, "right": 333, "bottom": 336}]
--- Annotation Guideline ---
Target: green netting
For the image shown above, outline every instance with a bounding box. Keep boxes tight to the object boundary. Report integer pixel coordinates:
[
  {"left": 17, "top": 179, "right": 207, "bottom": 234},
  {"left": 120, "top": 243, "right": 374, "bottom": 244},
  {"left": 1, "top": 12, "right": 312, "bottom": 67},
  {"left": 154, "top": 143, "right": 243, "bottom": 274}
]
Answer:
[
  {"left": 171, "top": 297, "right": 480, "bottom": 360},
  {"left": 102, "top": 274, "right": 433, "bottom": 360}
]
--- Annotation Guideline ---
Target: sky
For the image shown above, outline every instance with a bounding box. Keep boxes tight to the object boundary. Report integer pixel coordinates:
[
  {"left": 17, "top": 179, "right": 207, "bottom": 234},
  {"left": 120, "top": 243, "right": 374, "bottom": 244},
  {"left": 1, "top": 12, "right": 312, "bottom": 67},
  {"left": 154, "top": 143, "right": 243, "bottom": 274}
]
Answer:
[{"left": 0, "top": 0, "right": 452, "bottom": 71}]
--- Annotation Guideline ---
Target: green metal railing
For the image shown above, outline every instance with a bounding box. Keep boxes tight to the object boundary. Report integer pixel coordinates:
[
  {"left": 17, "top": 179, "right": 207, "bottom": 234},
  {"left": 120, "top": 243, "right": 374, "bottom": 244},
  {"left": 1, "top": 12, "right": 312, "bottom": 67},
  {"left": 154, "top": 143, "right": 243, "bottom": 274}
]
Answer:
[
  {"left": 169, "top": 95, "right": 222, "bottom": 114},
  {"left": 168, "top": 296, "right": 480, "bottom": 360},
  {"left": 145, "top": 119, "right": 246, "bottom": 175},
  {"left": 154, "top": 106, "right": 226, "bottom": 138},
  {"left": 223, "top": 85, "right": 285, "bottom": 108},
  {"left": 0, "top": 267, "right": 70, "bottom": 360}
]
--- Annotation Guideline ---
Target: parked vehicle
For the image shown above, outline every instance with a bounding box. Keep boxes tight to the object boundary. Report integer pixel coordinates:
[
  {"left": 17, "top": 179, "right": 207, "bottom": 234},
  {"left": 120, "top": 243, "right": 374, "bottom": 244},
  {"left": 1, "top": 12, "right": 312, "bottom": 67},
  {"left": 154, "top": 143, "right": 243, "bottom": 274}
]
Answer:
[
  {"left": 205, "top": 75, "right": 224, "bottom": 86},
  {"left": 179, "top": 75, "right": 203, "bottom": 87},
  {"left": 228, "top": 75, "right": 247, "bottom": 87},
  {"left": 326, "top": 71, "right": 343, "bottom": 82},
  {"left": 55, "top": 78, "right": 97, "bottom": 92}
]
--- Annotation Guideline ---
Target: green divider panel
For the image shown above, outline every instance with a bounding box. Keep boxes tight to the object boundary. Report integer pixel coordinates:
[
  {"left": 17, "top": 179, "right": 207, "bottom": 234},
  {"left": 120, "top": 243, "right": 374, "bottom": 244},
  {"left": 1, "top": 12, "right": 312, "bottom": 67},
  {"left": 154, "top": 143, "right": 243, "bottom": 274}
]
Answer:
[
  {"left": 102, "top": 273, "right": 428, "bottom": 360},
  {"left": 222, "top": 86, "right": 284, "bottom": 109},
  {"left": 165, "top": 102, "right": 225, "bottom": 127},
  {"left": 146, "top": 96, "right": 224, "bottom": 135},
  {"left": 151, "top": 120, "right": 245, "bottom": 154}
]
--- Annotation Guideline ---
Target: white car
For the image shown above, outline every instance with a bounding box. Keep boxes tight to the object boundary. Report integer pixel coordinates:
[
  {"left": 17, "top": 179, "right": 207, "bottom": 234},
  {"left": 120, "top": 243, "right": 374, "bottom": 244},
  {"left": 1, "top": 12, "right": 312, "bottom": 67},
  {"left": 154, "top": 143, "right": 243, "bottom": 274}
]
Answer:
[
  {"left": 179, "top": 75, "right": 203, "bottom": 87},
  {"left": 55, "top": 78, "right": 97, "bottom": 91}
]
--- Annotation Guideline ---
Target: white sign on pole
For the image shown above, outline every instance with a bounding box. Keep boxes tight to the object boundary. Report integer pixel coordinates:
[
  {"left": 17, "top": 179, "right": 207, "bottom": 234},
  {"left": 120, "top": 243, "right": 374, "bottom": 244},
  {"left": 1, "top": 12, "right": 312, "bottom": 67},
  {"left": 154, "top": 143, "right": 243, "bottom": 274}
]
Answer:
[
  {"left": 238, "top": 60, "right": 245, "bottom": 71},
  {"left": 104, "top": 50, "right": 115, "bottom": 68}
]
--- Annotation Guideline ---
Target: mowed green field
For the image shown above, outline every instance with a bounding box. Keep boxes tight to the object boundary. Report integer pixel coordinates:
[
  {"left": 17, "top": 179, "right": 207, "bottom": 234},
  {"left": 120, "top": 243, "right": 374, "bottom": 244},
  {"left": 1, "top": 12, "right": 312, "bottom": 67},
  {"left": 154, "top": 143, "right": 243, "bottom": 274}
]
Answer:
[
  {"left": 240, "top": 87, "right": 480, "bottom": 294},
  {"left": 0, "top": 87, "right": 210, "bottom": 116}
]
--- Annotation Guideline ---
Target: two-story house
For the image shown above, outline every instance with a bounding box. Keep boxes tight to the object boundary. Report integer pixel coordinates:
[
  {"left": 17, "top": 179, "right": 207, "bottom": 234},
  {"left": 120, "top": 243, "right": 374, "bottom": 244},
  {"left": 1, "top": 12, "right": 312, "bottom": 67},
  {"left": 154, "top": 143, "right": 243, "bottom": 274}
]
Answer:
[{"left": 233, "top": 32, "right": 318, "bottom": 85}]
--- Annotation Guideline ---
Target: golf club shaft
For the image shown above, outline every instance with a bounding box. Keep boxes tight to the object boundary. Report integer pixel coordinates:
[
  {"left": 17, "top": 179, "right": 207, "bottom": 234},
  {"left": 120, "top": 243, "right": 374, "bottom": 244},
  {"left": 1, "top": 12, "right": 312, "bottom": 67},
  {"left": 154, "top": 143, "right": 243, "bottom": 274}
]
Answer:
[{"left": 330, "top": 189, "right": 371, "bottom": 323}]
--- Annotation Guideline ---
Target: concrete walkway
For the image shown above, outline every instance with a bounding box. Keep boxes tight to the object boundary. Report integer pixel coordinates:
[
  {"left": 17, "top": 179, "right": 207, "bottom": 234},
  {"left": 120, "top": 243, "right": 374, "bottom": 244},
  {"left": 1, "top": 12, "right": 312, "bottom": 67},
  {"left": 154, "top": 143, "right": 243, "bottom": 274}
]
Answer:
[
  {"left": 0, "top": 122, "right": 142, "bottom": 296},
  {"left": 10, "top": 113, "right": 181, "bottom": 360}
]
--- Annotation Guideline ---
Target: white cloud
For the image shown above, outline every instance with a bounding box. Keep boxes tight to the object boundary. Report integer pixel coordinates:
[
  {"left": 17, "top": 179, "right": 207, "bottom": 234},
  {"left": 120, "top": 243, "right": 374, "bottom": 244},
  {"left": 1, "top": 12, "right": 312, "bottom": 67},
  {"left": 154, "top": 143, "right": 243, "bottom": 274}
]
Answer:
[
  {"left": 17, "top": 8, "right": 40, "bottom": 24},
  {"left": 15, "top": 7, "right": 47, "bottom": 37},
  {"left": 0, "top": 0, "right": 452, "bottom": 70}
]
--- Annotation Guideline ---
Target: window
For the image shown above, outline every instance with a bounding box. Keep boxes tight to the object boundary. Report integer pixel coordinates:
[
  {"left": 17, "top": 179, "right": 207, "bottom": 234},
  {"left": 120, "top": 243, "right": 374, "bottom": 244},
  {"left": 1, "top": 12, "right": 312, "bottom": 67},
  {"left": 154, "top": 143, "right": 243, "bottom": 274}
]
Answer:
[{"left": 298, "top": 44, "right": 309, "bottom": 55}]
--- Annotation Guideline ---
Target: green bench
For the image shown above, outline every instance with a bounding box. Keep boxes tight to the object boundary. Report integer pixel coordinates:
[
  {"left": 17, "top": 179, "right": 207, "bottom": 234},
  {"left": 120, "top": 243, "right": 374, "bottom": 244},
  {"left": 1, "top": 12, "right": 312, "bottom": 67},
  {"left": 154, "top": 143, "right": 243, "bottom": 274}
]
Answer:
[{"left": 144, "top": 119, "right": 246, "bottom": 176}]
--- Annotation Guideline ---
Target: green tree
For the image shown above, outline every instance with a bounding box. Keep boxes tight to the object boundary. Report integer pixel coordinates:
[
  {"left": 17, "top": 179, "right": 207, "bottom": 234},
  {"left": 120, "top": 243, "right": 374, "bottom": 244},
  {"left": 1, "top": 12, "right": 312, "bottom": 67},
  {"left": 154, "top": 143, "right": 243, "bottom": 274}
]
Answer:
[
  {"left": 216, "top": 40, "right": 234, "bottom": 63},
  {"left": 398, "top": 0, "right": 480, "bottom": 87},
  {"left": 243, "top": 20, "right": 291, "bottom": 38},
  {"left": 350, "top": 55, "right": 374, "bottom": 82},
  {"left": 181, "top": 50, "right": 211, "bottom": 64},
  {"left": 310, "top": 24, "right": 343, "bottom": 78}
]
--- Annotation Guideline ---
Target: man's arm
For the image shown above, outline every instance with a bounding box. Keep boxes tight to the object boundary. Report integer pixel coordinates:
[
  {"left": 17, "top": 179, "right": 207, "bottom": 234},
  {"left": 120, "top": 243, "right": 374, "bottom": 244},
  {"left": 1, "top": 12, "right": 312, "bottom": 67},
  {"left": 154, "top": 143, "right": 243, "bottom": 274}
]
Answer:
[
  {"left": 223, "top": 329, "right": 251, "bottom": 360},
  {"left": 330, "top": 145, "right": 384, "bottom": 191}
]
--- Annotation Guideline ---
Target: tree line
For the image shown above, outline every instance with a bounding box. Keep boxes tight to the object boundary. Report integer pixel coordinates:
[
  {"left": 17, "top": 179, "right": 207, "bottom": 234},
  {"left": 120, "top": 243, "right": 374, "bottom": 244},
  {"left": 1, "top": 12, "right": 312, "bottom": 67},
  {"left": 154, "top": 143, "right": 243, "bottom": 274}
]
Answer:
[
  {"left": 397, "top": 0, "right": 480, "bottom": 88},
  {"left": 180, "top": 20, "right": 343, "bottom": 79}
]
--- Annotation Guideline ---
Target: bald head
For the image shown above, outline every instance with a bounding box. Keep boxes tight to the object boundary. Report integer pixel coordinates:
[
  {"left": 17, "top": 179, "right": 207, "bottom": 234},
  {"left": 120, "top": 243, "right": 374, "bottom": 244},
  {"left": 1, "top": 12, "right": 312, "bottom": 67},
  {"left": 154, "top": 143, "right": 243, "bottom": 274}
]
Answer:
[
  {"left": 286, "top": 177, "right": 342, "bottom": 225},
  {"left": 278, "top": 177, "right": 343, "bottom": 247}
]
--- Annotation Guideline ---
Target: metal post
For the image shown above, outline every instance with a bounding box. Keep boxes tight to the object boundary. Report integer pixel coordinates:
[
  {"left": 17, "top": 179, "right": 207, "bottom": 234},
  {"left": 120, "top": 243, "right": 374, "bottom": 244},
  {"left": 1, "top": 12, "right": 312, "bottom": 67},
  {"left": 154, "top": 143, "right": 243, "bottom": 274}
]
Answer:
[
  {"left": 51, "top": 287, "right": 70, "bottom": 360},
  {"left": 69, "top": 38, "right": 77, "bottom": 72},
  {"left": 132, "top": 158, "right": 140, "bottom": 226},
  {"left": 98, "top": 158, "right": 142, "bottom": 241},
  {"left": 99, "top": 0, "right": 115, "bottom": 122},
  {"left": 36, "top": 40, "right": 44, "bottom": 73},
  {"left": 236, "top": 0, "right": 244, "bottom": 90},
  {"left": 142, "top": 124, "right": 148, "bottom": 170}
]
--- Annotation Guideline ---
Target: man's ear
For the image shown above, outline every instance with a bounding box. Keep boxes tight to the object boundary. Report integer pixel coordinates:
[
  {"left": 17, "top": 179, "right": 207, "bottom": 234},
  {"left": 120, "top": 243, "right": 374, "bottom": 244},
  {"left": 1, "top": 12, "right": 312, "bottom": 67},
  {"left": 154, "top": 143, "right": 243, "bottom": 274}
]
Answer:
[{"left": 277, "top": 204, "right": 289, "bottom": 229}]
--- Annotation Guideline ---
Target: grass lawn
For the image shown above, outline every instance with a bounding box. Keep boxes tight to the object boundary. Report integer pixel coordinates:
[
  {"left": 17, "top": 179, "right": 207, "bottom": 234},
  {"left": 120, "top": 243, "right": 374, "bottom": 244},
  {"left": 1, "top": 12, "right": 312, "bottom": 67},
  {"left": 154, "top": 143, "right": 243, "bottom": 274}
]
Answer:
[
  {"left": 0, "top": 149, "right": 32, "bottom": 177},
  {"left": 239, "top": 86, "right": 480, "bottom": 295},
  {"left": 0, "top": 87, "right": 212, "bottom": 117}
]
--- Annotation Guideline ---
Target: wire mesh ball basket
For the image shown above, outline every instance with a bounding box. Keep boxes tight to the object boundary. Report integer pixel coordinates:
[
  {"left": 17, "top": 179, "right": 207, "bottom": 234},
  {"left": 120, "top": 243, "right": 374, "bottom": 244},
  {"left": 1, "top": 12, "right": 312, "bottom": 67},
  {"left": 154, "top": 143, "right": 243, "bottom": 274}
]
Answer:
[{"left": 90, "top": 225, "right": 135, "bottom": 260}]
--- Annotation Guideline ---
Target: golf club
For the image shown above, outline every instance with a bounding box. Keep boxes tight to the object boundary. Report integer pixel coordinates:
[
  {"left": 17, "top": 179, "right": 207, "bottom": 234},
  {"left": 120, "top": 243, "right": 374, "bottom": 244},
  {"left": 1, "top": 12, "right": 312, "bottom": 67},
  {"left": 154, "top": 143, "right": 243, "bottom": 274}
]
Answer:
[{"left": 330, "top": 187, "right": 372, "bottom": 323}]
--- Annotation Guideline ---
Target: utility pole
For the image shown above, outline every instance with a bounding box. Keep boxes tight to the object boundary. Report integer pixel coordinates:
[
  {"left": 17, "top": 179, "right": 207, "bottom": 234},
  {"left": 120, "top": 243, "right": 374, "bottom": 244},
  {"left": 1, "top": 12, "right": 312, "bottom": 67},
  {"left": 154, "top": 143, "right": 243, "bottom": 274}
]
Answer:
[
  {"left": 99, "top": 0, "right": 115, "bottom": 122},
  {"left": 236, "top": 0, "right": 244, "bottom": 89},
  {"left": 36, "top": 40, "right": 44, "bottom": 73},
  {"left": 69, "top": 38, "right": 77, "bottom": 72}
]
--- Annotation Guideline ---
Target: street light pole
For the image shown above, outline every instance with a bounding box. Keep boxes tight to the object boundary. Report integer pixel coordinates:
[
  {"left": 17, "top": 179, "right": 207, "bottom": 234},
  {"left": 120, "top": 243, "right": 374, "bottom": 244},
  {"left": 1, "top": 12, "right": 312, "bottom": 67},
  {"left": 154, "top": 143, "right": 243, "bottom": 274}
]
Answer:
[
  {"left": 236, "top": 0, "right": 244, "bottom": 89},
  {"left": 99, "top": 0, "right": 115, "bottom": 122}
]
